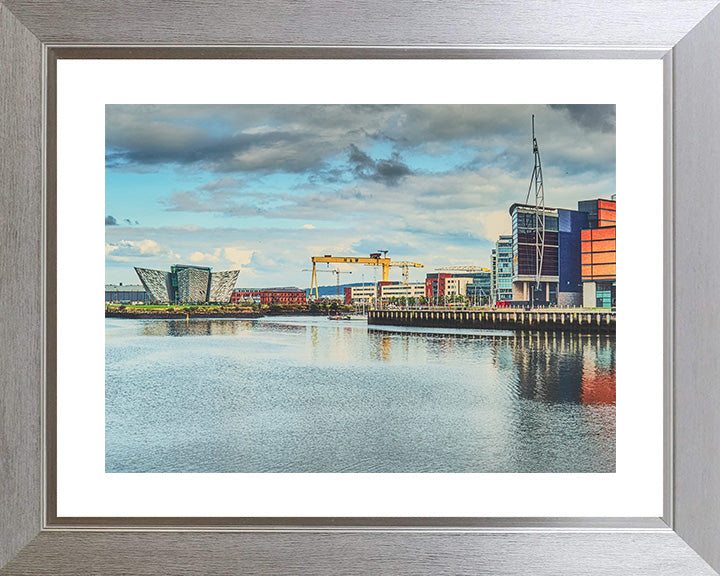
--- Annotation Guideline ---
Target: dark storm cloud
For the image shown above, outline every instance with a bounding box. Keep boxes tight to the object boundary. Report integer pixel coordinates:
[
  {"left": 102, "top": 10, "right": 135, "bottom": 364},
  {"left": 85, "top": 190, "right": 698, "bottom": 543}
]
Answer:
[
  {"left": 348, "top": 144, "right": 412, "bottom": 186},
  {"left": 105, "top": 215, "right": 118, "bottom": 225},
  {"left": 105, "top": 104, "right": 404, "bottom": 175},
  {"left": 348, "top": 144, "right": 374, "bottom": 173},
  {"left": 105, "top": 104, "right": 500, "bottom": 175},
  {"left": 549, "top": 105, "right": 616, "bottom": 133},
  {"left": 106, "top": 104, "right": 615, "bottom": 186},
  {"left": 106, "top": 128, "right": 321, "bottom": 174}
]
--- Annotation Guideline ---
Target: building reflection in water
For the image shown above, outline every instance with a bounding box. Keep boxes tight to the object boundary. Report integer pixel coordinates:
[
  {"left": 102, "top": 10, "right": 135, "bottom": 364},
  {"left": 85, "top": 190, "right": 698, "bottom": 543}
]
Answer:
[
  {"left": 367, "top": 327, "right": 614, "bottom": 407},
  {"left": 140, "top": 319, "right": 257, "bottom": 337},
  {"left": 140, "top": 321, "right": 613, "bottom": 407},
  {"left": 497, "top": 331, "right": 615, "bottom": 406}
]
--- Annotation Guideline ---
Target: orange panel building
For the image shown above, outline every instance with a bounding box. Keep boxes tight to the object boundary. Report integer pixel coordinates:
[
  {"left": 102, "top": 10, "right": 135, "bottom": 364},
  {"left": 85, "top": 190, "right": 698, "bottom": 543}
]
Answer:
[{"left": 578, "top": 198, "right": 616, "bottom": 308}]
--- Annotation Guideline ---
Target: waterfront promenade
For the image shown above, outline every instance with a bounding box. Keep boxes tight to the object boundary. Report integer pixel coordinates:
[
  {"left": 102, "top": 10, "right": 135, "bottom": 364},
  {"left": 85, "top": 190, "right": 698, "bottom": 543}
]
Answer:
[{"left": 368, "top": 307, "right": 615, "bottom": 333}]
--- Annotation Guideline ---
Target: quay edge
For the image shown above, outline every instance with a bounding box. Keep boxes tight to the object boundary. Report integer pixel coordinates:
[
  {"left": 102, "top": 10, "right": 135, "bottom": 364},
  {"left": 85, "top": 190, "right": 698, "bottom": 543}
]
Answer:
[{"left": 368, "top": 308, "right": 615, "bottom": 334}]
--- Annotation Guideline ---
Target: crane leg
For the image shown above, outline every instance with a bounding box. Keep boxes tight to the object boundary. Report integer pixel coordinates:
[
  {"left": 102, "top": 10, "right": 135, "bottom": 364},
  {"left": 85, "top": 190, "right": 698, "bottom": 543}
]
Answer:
[{"left": 311, "top": 264, "right": 318, "bottom": 299}]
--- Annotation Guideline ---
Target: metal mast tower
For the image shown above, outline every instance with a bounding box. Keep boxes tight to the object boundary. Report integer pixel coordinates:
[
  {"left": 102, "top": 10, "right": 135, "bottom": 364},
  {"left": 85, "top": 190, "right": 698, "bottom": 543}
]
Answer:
[{"left": 525, "top": 114, "right": 546, "bottom": 289}]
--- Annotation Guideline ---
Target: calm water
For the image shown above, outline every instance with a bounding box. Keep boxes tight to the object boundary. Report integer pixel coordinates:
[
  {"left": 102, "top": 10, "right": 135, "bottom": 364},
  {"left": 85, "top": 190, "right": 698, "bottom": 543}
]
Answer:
[{"left": 105, "top": 316, "right": 615, "bottom": 473}]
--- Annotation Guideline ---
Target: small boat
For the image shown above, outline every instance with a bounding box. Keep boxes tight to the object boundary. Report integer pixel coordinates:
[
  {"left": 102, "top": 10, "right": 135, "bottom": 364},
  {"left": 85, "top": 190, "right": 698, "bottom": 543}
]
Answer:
[{"left": 328, "top": 314, "right": 351, "bottom": 320}]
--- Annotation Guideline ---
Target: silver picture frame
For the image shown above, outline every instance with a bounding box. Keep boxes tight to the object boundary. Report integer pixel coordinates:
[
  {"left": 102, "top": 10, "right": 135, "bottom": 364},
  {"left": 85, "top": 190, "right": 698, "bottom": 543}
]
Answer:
[{"left": 2, "top": 1, "right": 720, "bottom": 574}]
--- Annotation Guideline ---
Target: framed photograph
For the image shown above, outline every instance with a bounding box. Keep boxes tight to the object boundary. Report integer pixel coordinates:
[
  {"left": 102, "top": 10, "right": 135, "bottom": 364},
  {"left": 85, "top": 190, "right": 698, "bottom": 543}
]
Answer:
[
  {"left": 57, "top": 60, "right": 660, "bottom": 522},
  {"left": 2, "top": 1, "right": 720, "bottom": 574}
]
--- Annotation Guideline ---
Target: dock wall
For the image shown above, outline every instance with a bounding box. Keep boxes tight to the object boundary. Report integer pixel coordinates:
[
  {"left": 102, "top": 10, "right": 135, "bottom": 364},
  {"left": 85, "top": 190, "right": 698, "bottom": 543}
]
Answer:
[{"left": 368, "top": 308, "right": 615, "bottom": 334}]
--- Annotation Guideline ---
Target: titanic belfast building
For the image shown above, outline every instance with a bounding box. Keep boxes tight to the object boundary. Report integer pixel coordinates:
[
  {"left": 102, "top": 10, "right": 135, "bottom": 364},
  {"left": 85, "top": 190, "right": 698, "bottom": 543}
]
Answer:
[{"left": 134, "top": 265, "right": 240, "bottom": 304}]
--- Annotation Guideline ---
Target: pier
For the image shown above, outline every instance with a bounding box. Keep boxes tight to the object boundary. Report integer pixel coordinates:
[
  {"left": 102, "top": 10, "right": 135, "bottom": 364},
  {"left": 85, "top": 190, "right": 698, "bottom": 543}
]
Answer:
[{"left": 368, "top": 308, "right": 615, "bottom": 334}]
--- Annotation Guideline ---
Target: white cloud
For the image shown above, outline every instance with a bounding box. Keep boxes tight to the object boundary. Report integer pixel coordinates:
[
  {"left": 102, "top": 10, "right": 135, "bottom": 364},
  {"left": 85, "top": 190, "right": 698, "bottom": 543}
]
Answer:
[
  {"left": 105, "top": 239, "right": 179, "bottom": 262},
  {"left": 188, "top": 246, "right": 254, "bottom": 270},
  {"left": 188, "top": 250, "right": 221, "bottom": 263},
  {"left": 478, "top": 211, "right": 512, "bottom": 241},
  {"left": 222, "top": 247, "right": 254, "bottom": 270}
]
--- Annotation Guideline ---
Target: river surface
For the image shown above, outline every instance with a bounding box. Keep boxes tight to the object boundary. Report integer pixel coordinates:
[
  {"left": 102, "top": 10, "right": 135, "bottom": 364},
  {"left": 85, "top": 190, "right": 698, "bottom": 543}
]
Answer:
[{"left": 105, "top": 316, "right": 615, "bottom": 473}]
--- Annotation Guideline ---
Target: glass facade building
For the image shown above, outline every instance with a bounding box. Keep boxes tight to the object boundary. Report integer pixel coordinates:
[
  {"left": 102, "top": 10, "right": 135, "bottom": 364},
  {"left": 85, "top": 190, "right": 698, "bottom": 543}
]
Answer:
[
  {"left": 578, "top": 198, "right": 616, "bottom": 229},
  {"left": 466, "top": 271, "right": 491, "bottom": 304},
  {"left": 491, "top": 235, "right": 513, "bottom": 303},
  {"left": 579, "top": 198, "right": 616, "bottom": 308},
  {"left": 508, "top": 203, "right": 594, "bottom": 307},
  {"left": 509, "top": 203, "right": 559, "bottom": 305}
]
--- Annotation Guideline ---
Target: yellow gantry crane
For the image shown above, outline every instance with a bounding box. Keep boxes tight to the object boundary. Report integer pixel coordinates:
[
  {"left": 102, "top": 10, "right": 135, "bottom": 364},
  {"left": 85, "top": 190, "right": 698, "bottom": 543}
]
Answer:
[
  {"left": 310, "top": 254, "right": 391, "bottom": 299},
  {"left": 389, "top": 261, "right": 425, "bottom": 284},
  {"left": 302, "top": 268, "right": 353, "bottom": 297},
  {"left": 309, "top": 253, "right": 424, "bottom": 298}
]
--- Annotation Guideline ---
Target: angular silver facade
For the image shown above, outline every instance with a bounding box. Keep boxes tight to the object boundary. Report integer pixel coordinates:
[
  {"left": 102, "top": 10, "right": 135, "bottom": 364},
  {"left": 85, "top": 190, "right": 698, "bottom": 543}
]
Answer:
[
  {"left": 134, "top": 265, "right": 239, "bottom": 303},
  {"left": 209, "top": 270, "right": 241, "bottom": 302},
  {"left": 134, "top": 267, "right": 172, "bottom": 303},
  {"left": 177, "top": 267, "right": 210, "bottom": 303}
]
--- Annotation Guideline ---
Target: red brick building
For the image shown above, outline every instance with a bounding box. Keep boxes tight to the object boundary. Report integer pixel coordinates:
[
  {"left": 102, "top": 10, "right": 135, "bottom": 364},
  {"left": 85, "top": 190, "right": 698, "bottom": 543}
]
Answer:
[
  {"left": 260, "top": 288, "right": 307, "bottom": 305},
  {"left": 231, "top": 288, "right": 307, "bottom": 305},
  {"left": 230, "top": 290, "right": 261, "bottom": 304}
]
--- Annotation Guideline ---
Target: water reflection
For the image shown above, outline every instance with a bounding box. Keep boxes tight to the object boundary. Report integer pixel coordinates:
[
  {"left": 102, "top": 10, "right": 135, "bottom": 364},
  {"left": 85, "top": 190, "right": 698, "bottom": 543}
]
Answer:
[
  {"left": 106, "top": 317, "right": 615, "bottom": 473},
  {"left": 141, "top": 319, "right": 257, "bottom": 337},
  {"left": 367, "top": 328, "right": 615, "bottom": 406}
]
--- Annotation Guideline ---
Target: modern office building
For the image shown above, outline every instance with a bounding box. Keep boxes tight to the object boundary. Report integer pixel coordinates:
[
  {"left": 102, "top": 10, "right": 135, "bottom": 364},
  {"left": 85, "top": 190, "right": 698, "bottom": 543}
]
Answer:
[
  {"left": 135, "top": 265, "right": 240, "bottom": 304},
  {"left": 579, "top": 198, "right": 616, "bottom": 308},
  {"left": 509, "top": 203, "right": 560, "bottom": 305},
  {"left": 105, "top": 284, "right": 148, "bottom": 303},
  {"left": 557, "top": 208, "right": 590, "bottom": 306},
  {"left": 344, "top": 283, "right": 425, "bottom": 305},
  {"left": 509, "top": 203, "right": 590, "bottom": 306},
  {"left": 491, "top": 235, "right": 513, "bottom": 303},
  {"left": 491, "top": 249, "right": 497, "bottom": 298},
  {"left": 425, "top": 273, "right": 453, "bottom": 304},
  {"left": 466, "top": 271, "right": 492, "bottom": 305},
  {"left": 425, "top": 273, "right": 481, "bottom": 304},
  {"left": 379, "top": 282, "right": 426, "bottom": 302},
  {"left": 440, "top": 276, "right": 473, "bottom": 299},
  {"left": 578, "top": 198, "right": 616, "bottom": 229},
  {"left": 344, "top": 284, "right": 378, "bottom": 305}
]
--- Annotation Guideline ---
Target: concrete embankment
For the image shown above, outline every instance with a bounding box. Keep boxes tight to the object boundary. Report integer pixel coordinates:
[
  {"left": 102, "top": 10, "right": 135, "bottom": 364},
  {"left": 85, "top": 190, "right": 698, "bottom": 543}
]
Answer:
[{"left": 368, "top": 308, "right": 615, "bottom": 334}]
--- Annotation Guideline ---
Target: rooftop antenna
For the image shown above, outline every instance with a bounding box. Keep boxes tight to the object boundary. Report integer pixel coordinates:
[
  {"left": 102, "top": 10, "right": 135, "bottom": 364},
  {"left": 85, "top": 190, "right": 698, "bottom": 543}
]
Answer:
[{"left": 525, "top": 114, "right": 546, "bottom": 290}]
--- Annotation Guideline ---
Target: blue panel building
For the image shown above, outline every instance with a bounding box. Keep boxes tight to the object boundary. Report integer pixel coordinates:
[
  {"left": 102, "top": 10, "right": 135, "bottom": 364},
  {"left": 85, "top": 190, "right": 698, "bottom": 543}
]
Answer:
[{"left": 557, "top": 209, "right": 589, "bottom": 307}]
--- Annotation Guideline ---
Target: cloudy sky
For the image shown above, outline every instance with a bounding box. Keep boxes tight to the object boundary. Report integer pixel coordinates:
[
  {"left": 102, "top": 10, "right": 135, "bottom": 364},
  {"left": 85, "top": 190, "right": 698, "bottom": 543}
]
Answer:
[{"left": 105, "top": 104, "right": 615, "bottom": 288}]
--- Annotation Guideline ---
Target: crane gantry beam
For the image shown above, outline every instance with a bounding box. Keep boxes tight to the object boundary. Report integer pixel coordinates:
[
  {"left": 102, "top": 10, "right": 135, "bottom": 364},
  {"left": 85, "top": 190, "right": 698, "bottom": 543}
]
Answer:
[{"left": 436, "top": 266, "right": 491, "bottom": 273}]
